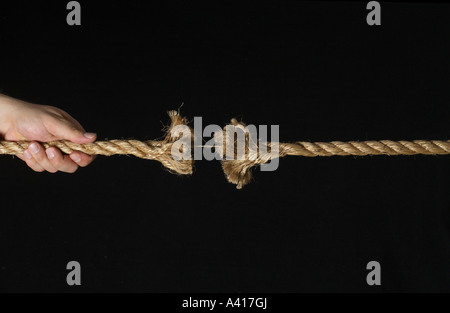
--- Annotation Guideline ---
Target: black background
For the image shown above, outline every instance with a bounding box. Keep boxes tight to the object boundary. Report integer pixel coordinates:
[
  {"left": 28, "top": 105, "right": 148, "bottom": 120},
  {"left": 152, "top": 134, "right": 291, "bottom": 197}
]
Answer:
[{"left": 0, "top": 1, "right": 449, "bottom": 293}]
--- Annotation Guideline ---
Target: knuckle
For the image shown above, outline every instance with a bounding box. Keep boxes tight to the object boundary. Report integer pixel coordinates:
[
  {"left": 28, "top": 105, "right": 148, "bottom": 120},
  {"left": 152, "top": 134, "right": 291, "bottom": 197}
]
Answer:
[
  {"left": 32, "top": 151, "right": 45, "bottom": 162},
  {"left": 50, "top": 157, "right": 63, "bottom": 168}
]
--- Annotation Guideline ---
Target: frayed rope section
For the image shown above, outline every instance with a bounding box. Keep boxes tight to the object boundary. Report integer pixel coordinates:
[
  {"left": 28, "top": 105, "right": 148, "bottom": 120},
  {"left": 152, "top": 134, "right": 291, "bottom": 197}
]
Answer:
[
  {"left": 0, "top": 111, "right": 194, "bottom": 176},
  {"left": 221, "top": 119, "right": 450, "bottom": 189},
  {"left": 1, "top": 110, "right": 449, "bottom": 189}
]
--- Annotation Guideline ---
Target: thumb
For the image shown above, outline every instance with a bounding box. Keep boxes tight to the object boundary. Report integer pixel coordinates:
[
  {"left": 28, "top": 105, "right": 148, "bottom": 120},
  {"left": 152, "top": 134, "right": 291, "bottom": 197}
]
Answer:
[{"left": 47, "top": 118, "right": 97, "bottom": 144}]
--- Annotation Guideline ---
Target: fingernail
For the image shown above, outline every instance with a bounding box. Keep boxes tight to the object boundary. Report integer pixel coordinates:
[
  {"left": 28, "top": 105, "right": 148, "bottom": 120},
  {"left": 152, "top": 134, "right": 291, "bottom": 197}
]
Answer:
[
  {"left": 70, "top": 154, "right": 81, "bottom": 163},
  {"left": 46, "top": 149, "right": 55, "bottom": 160},
  {"left": 29, "top": 143, "right": 39, "bottom": 154},
  {"left": 24, "top": 150, "right": 32, "bottom": 160},
  {"left": 84, "top": 132, "right": 96, "bottom": 139}
]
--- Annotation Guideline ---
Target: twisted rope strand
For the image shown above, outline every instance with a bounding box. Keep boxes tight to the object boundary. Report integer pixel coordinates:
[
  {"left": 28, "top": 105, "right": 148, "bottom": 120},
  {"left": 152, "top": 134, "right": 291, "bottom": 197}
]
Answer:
[
  {"left": 220, "top": 140, "right": 450, "bottom": 189},
  {"left": 1, "top": 111, "right": 449, "bottom": 189},
  {"left": 0, "top": 110, "right": 194, "bottom": 175},
  {"left": 280, "top": 140, "right": 450, "bottom": 157},
  {"left": 0, "top": 139, "right": 167, "bottom": 159},
  {"left": 220, "top": 118, "right": 450, "bottom": 189}
]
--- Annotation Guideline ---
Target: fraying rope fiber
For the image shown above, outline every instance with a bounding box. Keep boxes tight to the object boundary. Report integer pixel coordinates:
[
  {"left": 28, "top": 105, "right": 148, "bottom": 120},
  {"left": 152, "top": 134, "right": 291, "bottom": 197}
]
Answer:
[
  {"left": 221, "top": 119, "right": 450, "bottom": 189},
  {"left": 0, "top": 110, "right": 449, "bottom": 189},
  {"left": 0, "top": 110, "right": 194, "bottom": 175}
]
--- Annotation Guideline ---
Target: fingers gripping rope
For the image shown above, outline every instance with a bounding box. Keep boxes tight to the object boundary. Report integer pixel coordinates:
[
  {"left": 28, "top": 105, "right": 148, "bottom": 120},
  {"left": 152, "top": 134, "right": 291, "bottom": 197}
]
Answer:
[
  {"left": 0, "top": 110, "right": 194, "bottom": 175},
  {"left": 1, "top": 111, "right": 449, "bottom": 188}
]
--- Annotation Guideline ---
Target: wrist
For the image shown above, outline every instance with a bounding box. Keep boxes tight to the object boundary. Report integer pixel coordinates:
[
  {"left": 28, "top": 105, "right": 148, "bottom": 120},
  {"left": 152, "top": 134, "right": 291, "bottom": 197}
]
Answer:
[{"left": 0, "top": 94, "right": 16, "bottom": 136}]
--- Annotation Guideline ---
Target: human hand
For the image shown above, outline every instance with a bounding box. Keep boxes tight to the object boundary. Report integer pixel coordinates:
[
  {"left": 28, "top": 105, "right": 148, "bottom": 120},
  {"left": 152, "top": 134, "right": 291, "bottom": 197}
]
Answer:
[{"left": 0, "top": 94, "right": 96, "bottom": 173}]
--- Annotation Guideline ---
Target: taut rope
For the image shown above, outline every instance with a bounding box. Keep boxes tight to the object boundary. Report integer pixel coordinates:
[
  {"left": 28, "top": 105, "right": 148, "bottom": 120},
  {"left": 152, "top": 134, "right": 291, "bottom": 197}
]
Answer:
[
  {"left": 219, "top": 118, "right": 450, "bottom": 188},
  {"left": 0, "top": 112, "right": 449, "bottom": 188},
  {"left": 0, "top": 110, "right": 194, "bottom": 175}
]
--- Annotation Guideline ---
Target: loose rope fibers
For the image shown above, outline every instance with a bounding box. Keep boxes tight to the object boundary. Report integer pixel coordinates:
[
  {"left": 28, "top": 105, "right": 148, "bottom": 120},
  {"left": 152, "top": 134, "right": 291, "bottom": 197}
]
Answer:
[
  {"left": 0, "top": 110, "right": 194, "bottom": 175},
  {"left": 220, "top": 119, "right": 450, "bottom": 189},
  {"left": 0, "top": 111, "right": 449, "bottom": 188}
]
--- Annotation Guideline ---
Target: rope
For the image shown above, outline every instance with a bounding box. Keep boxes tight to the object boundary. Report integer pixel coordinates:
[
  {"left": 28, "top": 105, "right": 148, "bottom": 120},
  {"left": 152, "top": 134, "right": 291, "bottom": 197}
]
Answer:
[
  {"left": 0, "top": 113, "right": 449, "bottom": 189},
  {"left": 0, "top": 110, "right": 194, "bottom": 175},
  {"left": 220, "top": 119, "right": 450, "bottom": 189},
  {"left": 220, "top": 140, "right": 450, "bottom": 189},
  {"left": 279, "top": 140, "right": 450, "bottom": 157}
]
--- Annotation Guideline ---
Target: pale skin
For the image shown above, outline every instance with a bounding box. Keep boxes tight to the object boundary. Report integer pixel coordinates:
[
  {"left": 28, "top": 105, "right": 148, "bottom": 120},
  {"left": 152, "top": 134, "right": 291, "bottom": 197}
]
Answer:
[{"left": 0, "top": 94, "right": 96, "bottom": 173}]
